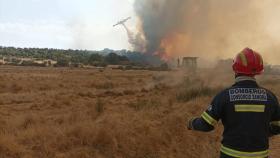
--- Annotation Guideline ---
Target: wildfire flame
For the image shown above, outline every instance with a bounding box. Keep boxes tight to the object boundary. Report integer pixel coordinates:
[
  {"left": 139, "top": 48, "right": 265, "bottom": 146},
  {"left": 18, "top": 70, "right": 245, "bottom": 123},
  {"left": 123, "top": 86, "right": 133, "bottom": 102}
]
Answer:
[{"left": 156, "top": 33, "right": 191, "bottom": 61}]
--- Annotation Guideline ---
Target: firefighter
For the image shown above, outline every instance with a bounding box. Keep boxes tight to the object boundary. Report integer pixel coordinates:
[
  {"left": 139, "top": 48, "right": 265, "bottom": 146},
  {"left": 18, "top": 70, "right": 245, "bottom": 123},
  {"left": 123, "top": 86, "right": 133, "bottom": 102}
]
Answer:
[{"left": 187, "top": 48, "right": 280, "bottom": 158}]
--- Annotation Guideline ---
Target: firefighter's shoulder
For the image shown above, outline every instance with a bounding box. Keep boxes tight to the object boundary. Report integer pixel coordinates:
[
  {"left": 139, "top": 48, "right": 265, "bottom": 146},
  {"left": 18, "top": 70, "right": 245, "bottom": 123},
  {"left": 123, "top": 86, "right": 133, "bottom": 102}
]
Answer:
[
  {"left": 259, "top": 86, "right": 279, "bottom": 103},
  {"left": 212, "top": 87, "right": 231, "bottom": 103}
]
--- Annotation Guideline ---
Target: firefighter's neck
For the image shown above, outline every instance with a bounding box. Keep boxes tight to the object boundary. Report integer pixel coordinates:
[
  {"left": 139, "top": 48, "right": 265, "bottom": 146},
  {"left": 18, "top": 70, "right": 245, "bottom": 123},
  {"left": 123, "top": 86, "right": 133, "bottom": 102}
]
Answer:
[{"left": 235, "top": 75, "right": 256, "bottom": 83}]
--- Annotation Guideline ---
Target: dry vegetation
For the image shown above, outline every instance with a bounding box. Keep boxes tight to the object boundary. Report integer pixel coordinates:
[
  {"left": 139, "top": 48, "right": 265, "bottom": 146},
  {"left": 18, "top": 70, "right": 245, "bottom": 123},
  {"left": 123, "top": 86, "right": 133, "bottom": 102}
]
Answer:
[{"left": 0, "top": 66, "right": 279, "bottom": 158}]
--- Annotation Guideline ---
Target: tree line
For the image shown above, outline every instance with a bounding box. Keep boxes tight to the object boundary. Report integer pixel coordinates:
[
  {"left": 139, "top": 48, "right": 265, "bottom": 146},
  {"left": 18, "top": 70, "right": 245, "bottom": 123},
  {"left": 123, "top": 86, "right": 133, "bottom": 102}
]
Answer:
[{"left": 0, "top": 46, "right": 136, "bottom": 67}]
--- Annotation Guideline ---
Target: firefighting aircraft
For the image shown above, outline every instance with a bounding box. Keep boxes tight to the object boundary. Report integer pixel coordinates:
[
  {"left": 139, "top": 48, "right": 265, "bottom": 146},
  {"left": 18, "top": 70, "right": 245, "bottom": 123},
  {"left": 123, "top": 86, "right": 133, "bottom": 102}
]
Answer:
[{"left": 113, "top": 17, "right": 131, "bottom": 27}]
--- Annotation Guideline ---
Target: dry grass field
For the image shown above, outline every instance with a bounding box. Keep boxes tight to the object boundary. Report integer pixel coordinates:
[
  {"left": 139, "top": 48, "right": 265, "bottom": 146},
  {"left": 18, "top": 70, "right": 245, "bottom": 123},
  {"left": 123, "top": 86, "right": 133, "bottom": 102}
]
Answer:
[{"left": 0, "top": 66, "right": 280, "bottom": 158}]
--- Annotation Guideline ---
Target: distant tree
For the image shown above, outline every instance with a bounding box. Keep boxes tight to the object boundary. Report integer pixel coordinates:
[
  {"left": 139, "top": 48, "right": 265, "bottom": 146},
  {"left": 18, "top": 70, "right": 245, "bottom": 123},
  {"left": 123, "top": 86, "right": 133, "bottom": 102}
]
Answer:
[
  {"left": 89, "top": 53, "right": 102, "bottom": 62},
  {"left": 264, "top": 65, "right": 272, "bottom": 74},
  {"left": 88, "top": 53, "right": 103, "bottom": 66},
  {"left": 105, "top": 53, "right": 120, "bottom": 65},
  {"left": 160, "top": 63, "right": 169, "bottom": 71},
  {"left": 104, "top": 53, "right": 130, "bottom": 65},
  {"left": 119, "top": 55, "right": 129, "bottom": 62},
  {"left": 56, "top": 55, "right": 70, "bottom": 67}
]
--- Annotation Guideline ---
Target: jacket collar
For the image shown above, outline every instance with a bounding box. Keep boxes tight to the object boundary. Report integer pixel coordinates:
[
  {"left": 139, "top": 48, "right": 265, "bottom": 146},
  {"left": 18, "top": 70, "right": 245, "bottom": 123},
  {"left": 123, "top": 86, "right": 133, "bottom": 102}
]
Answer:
[{"left": 235, "top": 76, "right": 256, "bottom": 83}]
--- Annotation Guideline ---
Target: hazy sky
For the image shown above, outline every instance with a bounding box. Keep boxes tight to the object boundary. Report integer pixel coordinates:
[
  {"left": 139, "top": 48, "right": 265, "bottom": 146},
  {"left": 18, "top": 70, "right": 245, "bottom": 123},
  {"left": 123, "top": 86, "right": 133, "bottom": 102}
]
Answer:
[{"left": 0, "top": 0, "right": 136, "bottom": 50}]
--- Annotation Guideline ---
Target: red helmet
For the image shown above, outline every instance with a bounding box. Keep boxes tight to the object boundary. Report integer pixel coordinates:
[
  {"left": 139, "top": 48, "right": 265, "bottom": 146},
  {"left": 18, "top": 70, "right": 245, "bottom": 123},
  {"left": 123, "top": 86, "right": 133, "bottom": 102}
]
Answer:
[{"left": 232, "top": 48, "right": 264, "bottom": 76}]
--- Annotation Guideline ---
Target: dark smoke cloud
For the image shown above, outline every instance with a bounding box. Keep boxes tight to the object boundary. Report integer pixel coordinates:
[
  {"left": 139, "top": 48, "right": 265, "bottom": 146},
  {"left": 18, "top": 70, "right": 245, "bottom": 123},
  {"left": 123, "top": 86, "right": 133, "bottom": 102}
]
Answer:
[
  {"left": 134, "top": 0, "right": 209, "bottom": 53},
  {"left": 133, "top": 0, "right": 280, "bottom": 64}
]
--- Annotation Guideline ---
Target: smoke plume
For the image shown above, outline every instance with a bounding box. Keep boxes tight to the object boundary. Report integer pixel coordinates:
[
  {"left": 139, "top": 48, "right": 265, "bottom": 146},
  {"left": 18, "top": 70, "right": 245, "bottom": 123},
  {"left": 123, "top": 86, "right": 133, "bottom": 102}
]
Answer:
[
  {"left": 121, "top": 24, "right": 146, "bottom": 52},
  {"left": 133, "top": 0, "right": 280, "bottom": 64}
]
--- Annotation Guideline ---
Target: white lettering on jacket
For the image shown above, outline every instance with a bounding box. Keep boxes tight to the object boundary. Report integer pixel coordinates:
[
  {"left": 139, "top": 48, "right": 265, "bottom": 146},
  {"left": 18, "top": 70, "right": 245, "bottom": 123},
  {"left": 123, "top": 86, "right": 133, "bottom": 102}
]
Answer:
[{"left": 229, "top": 88, "right": 267, "bottom": 102}]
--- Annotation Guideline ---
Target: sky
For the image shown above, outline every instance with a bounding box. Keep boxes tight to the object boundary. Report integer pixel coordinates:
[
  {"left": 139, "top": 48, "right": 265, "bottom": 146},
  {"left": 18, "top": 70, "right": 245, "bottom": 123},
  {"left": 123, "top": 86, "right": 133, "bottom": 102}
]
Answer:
[
  {"left": 0, "top": 0, "right": 136, "bottom": 50},
  {"left": 1, "top": 0, "right": 280, "bottom": 65}
]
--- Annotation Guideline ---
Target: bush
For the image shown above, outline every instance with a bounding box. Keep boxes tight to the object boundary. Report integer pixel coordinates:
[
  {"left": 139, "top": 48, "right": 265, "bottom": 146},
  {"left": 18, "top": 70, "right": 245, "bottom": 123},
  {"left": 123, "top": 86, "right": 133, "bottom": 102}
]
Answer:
[
  {"left": 176, "top": 86, "right": 216, "bottom": 102},
  {"left": 20, "top": 60, "right": 46, "bottom": 67},
  {"left": 105, "top": 53, "right": 129, "bottom": 65},
  {"left": 95, "top": 98, "right": 104, "bottom": 113},
  {"left": 56, "top": 58, "right": 70, "bottom": 67},
  {"left": 160, "top": 63, "right": 169, "bottom": 71},
  {"left": 128, "top": 99, "right": 161, "bottom": 111},
  {"left": 88, "top": 53, "right": 103, "bottom": 63}
]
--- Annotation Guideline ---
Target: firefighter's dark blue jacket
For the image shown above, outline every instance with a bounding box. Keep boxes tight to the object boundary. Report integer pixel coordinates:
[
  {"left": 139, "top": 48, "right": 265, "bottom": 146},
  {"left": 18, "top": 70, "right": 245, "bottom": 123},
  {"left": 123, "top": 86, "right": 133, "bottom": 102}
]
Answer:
[{"left": 190, "top": 79, "right": 280, "bottom": 158}]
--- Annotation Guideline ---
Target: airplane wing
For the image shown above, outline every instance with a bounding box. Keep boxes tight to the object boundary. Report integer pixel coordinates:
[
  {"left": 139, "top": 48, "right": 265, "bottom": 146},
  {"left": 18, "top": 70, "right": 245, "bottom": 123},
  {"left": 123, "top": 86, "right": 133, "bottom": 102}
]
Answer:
[
  {"left": 113, "top": 17, "right": 131, "bottom": 27},
  {"left": 113, "top": 22, "right": 120, "bottom": 27}
]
